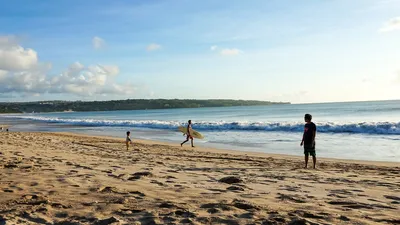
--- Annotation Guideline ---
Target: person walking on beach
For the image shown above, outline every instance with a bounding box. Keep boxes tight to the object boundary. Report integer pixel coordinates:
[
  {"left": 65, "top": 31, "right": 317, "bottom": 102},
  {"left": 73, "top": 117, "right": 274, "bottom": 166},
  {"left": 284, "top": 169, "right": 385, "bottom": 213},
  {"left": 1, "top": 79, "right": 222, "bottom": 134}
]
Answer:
[
  {"left": 126, "top": 131, "right": 133, "bottom": 150},
  {"left": 300, "top": 114, "right": 317, "bottom": 169},
  {"left": 181, "top": 120, "right": 194, "bottom": 147}
]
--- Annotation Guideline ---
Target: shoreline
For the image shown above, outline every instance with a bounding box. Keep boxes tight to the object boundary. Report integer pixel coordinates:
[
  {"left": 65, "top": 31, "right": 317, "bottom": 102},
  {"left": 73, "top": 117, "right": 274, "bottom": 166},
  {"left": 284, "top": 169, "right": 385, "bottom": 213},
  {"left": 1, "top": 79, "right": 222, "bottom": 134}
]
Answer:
[
  {"left": 0, "top": 131, "right": 399, "bottom": 224},
  {"left": 2, "top": 108, "right": 400, "bottom": 164},
  {"left": 1, "top": 120, "right": 399, "bottom": 164},
  {"left": 58, "top": 131, "right": 400, "bottom": 166}
]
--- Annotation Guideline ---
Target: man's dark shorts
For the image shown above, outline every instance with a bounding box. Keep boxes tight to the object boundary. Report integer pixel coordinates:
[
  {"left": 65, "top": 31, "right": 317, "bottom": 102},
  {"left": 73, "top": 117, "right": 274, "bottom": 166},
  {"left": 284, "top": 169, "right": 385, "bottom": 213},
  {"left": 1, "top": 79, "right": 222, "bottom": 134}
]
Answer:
[{"left": 304, "top": 143, "right": 316, "bottom": 156}]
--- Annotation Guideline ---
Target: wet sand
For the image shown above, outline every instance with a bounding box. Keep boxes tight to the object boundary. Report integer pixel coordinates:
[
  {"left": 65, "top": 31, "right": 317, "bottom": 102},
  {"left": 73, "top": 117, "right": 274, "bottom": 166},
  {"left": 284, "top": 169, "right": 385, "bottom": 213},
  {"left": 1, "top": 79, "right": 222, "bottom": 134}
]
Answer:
[{"left": 0, "top": 131, "right": 399, "bottom": 224}]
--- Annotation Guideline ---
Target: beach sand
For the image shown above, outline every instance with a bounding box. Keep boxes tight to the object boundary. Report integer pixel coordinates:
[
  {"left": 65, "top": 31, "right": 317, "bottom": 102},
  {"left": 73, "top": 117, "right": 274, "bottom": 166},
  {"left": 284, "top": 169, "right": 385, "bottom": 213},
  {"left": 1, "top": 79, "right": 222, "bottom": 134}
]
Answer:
[{"left": 0, "top": 131, "right": 399, "bottom": 225}]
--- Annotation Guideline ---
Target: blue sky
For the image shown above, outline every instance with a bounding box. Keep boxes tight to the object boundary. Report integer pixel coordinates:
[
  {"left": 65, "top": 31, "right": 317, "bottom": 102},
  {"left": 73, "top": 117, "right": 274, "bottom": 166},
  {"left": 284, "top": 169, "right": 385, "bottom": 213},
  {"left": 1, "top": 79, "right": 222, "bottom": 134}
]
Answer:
[{"left": 0, "top": 0, "right": 400, "bottom": 103}]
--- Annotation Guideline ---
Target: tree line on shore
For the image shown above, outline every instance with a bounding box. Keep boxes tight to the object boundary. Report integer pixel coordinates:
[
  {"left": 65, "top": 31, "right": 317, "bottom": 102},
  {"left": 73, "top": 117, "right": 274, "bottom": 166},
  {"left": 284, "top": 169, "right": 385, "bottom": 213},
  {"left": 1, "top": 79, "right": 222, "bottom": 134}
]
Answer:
[{"left": 0, "top": 99, "right": 290, "bottom": 113}]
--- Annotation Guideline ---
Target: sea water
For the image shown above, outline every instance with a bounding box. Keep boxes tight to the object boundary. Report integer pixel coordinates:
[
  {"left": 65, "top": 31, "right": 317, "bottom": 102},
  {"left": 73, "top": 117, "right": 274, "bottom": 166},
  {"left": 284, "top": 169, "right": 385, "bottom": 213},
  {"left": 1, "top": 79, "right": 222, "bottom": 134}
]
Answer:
[{"left": 2, "top": 100, "right": 400, "bottom": 162}]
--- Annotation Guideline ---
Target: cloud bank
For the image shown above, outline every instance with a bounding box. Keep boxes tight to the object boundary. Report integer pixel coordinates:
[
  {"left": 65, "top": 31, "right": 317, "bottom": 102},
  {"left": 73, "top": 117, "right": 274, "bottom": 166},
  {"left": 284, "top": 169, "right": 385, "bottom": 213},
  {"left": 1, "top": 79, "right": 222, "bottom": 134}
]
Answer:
[{"left": 0, "top": 36, "right": 133, "bottom": 97}]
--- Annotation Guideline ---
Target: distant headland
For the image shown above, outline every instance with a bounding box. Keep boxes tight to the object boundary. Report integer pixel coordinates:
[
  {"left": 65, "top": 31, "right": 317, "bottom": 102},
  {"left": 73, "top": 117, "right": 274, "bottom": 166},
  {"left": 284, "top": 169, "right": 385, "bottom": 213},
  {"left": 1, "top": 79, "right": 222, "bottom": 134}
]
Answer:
[{"left": 0, "top": 99, "right": 290, "bottom": 113}]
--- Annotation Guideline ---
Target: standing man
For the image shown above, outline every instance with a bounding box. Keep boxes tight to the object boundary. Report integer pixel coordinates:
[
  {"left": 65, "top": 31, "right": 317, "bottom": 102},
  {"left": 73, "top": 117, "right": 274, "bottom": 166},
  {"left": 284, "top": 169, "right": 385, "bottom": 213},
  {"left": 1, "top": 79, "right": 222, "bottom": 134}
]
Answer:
[
  {"left": 300, "top": 114, "right": 317, "bottom": 169},
  {"left": 181, "top": 120, "right": 194, "bottom": 147}
]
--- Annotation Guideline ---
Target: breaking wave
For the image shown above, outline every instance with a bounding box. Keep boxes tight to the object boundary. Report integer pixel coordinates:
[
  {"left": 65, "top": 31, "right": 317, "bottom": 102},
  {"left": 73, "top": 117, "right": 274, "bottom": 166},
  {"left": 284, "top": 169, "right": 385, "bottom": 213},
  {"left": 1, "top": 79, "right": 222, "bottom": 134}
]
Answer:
[{"left": 5, "top": 115, "right": 400, "bottom": 135}]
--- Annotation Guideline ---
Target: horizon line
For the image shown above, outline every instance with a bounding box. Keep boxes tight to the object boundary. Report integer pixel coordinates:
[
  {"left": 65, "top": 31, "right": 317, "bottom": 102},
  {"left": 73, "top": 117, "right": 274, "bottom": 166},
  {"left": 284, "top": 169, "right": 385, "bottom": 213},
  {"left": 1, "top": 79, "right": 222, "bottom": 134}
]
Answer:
[{"left": 1, "top": 98, "right": 399, "bottom": 105}]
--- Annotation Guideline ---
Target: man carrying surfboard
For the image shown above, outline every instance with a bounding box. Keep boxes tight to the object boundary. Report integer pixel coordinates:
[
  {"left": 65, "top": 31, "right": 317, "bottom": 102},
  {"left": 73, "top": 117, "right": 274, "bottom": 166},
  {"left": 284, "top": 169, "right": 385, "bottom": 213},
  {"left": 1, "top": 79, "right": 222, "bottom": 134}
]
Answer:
[{"left": 181, "top": 120, "right": 194, "bottom": 147}]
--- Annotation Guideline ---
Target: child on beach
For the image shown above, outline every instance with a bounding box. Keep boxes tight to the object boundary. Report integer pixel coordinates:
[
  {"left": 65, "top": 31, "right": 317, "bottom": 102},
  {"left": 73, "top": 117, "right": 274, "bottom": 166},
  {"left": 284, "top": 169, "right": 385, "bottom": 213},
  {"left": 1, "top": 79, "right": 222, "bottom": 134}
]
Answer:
[
  {"left": 181, "top": 120, "right": 194, "bottom": 147},
  {"left": 300, "top": 114, "right": 317, "bottom": 169},
  {"left": 126, "top": 131, "right": 133, "bottom": 150}
]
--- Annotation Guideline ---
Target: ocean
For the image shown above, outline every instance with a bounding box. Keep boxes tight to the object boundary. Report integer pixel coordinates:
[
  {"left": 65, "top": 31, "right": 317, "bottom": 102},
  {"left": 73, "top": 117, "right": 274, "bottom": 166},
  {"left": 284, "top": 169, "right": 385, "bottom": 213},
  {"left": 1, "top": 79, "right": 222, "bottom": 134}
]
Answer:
[{"left": 2, "top": 100, "right": 400, "bottom": 162}]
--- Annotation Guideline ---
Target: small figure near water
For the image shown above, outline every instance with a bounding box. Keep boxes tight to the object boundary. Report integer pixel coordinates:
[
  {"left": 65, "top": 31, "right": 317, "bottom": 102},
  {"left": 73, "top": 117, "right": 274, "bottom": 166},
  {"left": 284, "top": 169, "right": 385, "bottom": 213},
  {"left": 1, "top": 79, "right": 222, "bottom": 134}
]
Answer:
[
  {"left": 126, "top": 131, "right": 133, "bottom": 150},
  {"left": 301, "top": 114, "right": 317, "bottom": 169},
  {"left": 181, "top": 120, "right": 194, "bottom": 148}
]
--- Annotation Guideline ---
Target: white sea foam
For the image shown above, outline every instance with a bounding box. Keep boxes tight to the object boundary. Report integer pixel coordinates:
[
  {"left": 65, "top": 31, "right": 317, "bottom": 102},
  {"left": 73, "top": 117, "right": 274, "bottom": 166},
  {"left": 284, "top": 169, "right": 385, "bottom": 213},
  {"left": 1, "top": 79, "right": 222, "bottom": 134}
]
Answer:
[{"left": 5, "top": 115, "right": 400, "bottom": 135}]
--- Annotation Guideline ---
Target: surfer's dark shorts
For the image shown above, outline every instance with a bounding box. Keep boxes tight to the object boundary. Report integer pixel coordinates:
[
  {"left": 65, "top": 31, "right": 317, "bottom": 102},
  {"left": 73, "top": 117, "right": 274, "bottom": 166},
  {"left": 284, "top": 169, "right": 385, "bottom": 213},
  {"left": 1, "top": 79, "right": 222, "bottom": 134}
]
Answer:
[{"left": 304, "top": 143, "right": 316, "bottom": 156}]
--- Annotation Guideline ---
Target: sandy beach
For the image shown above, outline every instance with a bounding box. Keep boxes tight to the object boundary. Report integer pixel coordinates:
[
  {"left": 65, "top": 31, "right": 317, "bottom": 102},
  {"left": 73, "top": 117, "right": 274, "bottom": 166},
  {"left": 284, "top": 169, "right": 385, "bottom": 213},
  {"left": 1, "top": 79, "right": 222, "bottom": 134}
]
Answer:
[{"left": 0, "top": 131, "right": 399, "bottom": 225}]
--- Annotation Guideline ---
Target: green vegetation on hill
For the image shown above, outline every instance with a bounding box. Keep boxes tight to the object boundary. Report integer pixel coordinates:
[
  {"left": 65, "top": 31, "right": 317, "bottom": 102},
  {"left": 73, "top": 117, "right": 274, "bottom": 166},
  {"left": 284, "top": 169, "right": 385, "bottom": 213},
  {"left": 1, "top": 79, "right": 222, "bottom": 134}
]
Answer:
[{"left": 0, "top": 99, "right": 290, "bottom": 113}]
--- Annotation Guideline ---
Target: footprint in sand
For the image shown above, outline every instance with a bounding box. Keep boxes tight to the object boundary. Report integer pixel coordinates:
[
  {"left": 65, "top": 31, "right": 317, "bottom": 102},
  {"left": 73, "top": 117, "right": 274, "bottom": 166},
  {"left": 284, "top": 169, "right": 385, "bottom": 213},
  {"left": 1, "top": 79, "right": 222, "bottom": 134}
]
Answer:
[
  {"left": 291, "top": 210, "right": 327, "bottom": 220},
  {"left": 383, "top": 195, "right": 400, "bottom": 204},
  {"left": 57, "top": 177, "right": 68, "bottom": 183},
  {"left": 159, "top": 202, "right": 177, "bottom": 209},
  {"left": 226, "top": 186, "right": 244, "bottom": 192},
  {"left": 239, "top": 193, "right": 261, "bottom": 199},
  {"left": 327, "top": 189, "right": 354, "bottom": 199},
  {"left": 327, "top": 200, "right": 396, "bottom": 210},
  {"left": 128, "top": 171, "right": 153, "bottom": 180},
  {"left": 137, "top": 212, "right": 158, "bottom": 225},
  {"left": 20, "top": 212, "right": 50, "bottom": 224},
  {"left": 51, "top": 202, "right": 72, "bottom": 209},
  {"left": 279, "top": 185, "right": 302, "bottom": 192},
  {"left": 207, "top": 208, "right": 220, "bottom": 214},
  {"left": 174, "top": 209, "right": 197, "bottom": 218},
  {"left": 52, "top": 158, "right": 64, "bottom": 163},
  {"left": 48, "top": 190, "right": 57, "bottom": 195},
  {"left": 276, "top": 193, "right": 306, "bottom": 204},
  {"left": 9, "top": 184, "right": 24, "bottom": 191},
  {"left": 160, "top": 216, "right": 177, "bottom": 224},
  {"left": 201, "top": 202, "right": 232, "bottom": 212},
  {"left": 55, "top": 212, "right": 69, "bottom": 218},
  {"left": 198, "top": 217, "right": 239, "bottom": 225},
  {"left": 236, "top": 212, "right": 255, "bottom": 219},
  {"left": 95, "top": 186, "right": 123, "bottom": 194},
  {"left": 30, "top": 182, "right": 39, "bottom": 186},
  {"left": 150, "top": 180, "right": 165, "bottom": 187}
]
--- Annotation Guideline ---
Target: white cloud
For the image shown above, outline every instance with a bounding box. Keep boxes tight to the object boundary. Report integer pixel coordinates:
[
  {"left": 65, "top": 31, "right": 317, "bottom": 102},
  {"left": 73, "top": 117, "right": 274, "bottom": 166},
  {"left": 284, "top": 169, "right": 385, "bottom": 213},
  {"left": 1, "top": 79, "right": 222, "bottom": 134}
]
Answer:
[
  {"left": 220, "top": 48, "right": 242, "bottom": 56},
  {"left": 0, "top": 36, "right": 134, "bottom": 97},
  {"left": 0, "top": 68, "right": 50, "bottom": 94},
  {"left": 210, "top": 45, "right": 218, "bottom": 51},
  {"left": 69, "top": 61, "right": 85, "bottom": 71},
  {"left": 88, "top": 64, "right": 120, "bottom": 76},
  {"left": 49, "top": 63, "right": 130, "bottom": 95},
  {"left": 92, "top": 36, "right": 106, "bottom": 49},
  {"left": 0, "top": 36, "right": 38, "bottom": 71},
  {"left": 379, "top": 17, "right": 400, "bottom": 32},
  {"left": 146, "top": 43, "right": 161, "bottom": 51}
]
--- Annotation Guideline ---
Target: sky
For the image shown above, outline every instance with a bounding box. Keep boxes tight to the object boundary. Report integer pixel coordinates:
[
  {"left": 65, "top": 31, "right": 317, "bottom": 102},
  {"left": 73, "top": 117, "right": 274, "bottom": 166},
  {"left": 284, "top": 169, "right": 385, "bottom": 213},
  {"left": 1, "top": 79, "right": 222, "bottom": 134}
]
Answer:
[{"left": 0, "top": 0, "right": 400, "bottom": 103}]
